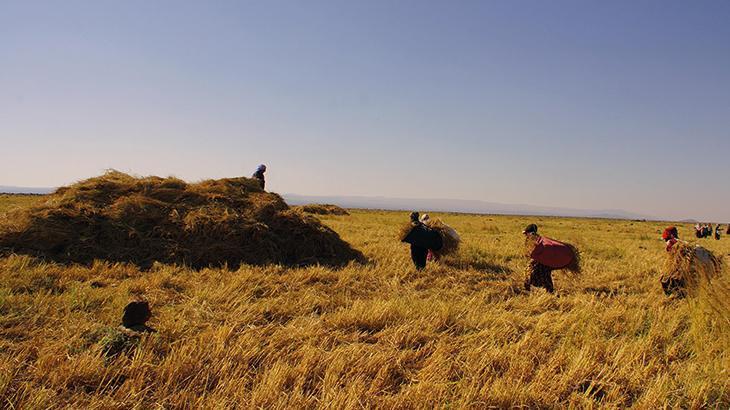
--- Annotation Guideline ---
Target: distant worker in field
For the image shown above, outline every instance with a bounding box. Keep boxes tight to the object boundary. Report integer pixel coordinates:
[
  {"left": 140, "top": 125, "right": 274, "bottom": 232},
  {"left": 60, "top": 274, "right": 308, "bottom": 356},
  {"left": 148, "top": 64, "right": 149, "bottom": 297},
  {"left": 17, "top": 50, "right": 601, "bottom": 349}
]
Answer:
[
  {"left": 703, "top": 224, "right": 712, "bottom": 238},
  {"left": 715, "top": 224, "right": 722, "bottom": 240},
  {"left": 252, "top": 164, "right": 266, "bottom": 189},
  {"left": 727, "top": 224, "right": 730, "bottom": 235},
  {"left": 522, "top": 224, "right": 581, "bottom": 293},
  {"left": 399, "top": 212, "right": 460, "bottom": 269},
  {"left": 660, "top": 226, "right": 723, "bottom": 297},
  {"left": 400, "top": 212, "right": 441, "bottom": 269}
]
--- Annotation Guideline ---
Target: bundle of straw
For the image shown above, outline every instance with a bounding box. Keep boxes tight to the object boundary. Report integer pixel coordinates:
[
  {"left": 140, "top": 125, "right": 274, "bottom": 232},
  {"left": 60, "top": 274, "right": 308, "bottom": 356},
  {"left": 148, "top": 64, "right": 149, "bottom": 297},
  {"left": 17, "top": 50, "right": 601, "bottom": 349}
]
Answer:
[
  {"left": 663, "top": 241, "right": 723, "bottom": 294},
  {"left": 398, "top": 222, "right": 417, "bottom": 242},
  {"left": 423, "top": 218, "right": 461, "bottom": 257},
  {"left": 398, "top": 218, "right": 461, "bottom": 258},
  {"left": 563, "top": 243, "right": 582, "bottom": 274},
  {"left": 524, "top": 234, "right": 581, "bottom": 275}
]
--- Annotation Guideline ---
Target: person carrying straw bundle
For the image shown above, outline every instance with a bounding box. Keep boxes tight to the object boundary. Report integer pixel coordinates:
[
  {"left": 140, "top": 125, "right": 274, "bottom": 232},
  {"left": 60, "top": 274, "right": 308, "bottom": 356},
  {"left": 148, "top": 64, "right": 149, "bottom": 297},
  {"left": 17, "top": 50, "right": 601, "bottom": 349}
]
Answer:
[
  {"left": 522, "top": 224, "right": 580, "bottom": 293},
  {"left": 419, "top": 213, "right": 460, "bottom": 262},
  {"left": 660, "top": 226, "right": 723, "bottom": 297},
  {"left": 399, "top": 212, "right": 460, "bottom": 270}
]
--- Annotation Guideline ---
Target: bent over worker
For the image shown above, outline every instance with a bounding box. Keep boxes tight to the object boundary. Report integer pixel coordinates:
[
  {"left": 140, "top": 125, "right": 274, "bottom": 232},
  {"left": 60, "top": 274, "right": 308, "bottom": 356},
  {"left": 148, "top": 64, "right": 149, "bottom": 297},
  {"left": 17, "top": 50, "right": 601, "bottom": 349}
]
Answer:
[
  {"left": 523, "top": 224, "right": 580, "bottom": 293},
  {"left": 660, "top": 226, "right": 723, "bottom": 297}
]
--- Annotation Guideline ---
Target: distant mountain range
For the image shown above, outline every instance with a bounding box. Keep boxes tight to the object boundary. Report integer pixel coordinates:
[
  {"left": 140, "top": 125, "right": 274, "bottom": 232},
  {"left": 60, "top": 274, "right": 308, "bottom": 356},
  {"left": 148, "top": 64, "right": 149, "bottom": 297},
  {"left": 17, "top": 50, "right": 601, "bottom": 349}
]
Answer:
[
  {"left": 284, "top": 194, "right": 655, "bottom": 221},
  {"left": 0, "top": 185, "right": 655, "bottom": 220},
  {"left": 0, "top": 186, "right": 54, "bottom": 195}
]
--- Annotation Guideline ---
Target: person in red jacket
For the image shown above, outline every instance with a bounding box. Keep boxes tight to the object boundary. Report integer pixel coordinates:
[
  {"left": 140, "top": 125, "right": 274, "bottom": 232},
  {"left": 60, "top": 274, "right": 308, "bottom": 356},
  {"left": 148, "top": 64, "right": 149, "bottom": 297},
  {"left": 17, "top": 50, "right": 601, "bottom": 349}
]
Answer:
[
  {"left": 662, "top": 226, "right": 679, "bottom": 251},
  {"left": 660, "top": 226, "right": 684, "bottom": 295},
  {"left": 523, "top": 224, "right": 580, "bottom": 293}
]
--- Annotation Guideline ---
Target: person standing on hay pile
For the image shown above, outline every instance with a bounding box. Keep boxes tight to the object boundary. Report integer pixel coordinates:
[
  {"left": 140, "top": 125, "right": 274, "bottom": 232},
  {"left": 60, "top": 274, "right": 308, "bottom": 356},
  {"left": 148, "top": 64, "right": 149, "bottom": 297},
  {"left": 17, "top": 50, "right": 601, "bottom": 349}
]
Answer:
[
  {"left": 522, "top": 224, "right": 580, "bottom": 293},
  {"left": 252, "top": 164, "right": 266, "bottom": 189},
  {"left": 399, "top": 212, "right": 460, "bottom": 270},
  {"left": 660, "top": 226, "right": 723, "bottom": 297}
]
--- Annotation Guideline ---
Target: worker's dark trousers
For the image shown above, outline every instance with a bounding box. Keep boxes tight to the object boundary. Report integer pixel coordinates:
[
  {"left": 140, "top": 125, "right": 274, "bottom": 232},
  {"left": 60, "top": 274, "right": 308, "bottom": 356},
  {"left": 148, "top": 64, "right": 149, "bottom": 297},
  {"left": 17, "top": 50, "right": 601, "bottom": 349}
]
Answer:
[
  {"left": 525, "top": 261, "right": 554, "bottom": 293},
  {"left": 660, "top": 276, "right": 686, "bottom": 297},
  {"left": 411, "top": 245, "right": 428, "bottom": 270}
]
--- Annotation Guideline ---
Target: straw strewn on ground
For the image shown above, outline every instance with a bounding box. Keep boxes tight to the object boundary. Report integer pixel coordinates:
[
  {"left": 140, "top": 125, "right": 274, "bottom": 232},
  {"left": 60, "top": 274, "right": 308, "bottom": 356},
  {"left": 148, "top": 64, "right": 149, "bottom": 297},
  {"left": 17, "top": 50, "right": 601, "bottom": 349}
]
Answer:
[
  {"left": 1, "top": 202, "right": 729, "bottom": 408},
  {"left": 294, "top": 204, "right": 350, "bottom": 216}
]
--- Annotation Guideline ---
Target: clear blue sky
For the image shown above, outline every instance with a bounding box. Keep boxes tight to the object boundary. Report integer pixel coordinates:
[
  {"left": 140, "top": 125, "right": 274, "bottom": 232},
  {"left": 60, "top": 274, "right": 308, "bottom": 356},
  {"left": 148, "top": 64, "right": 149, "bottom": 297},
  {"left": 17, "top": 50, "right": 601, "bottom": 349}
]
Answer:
[{"left": 1, "top": 1, "right": 729, "bottom": 221}]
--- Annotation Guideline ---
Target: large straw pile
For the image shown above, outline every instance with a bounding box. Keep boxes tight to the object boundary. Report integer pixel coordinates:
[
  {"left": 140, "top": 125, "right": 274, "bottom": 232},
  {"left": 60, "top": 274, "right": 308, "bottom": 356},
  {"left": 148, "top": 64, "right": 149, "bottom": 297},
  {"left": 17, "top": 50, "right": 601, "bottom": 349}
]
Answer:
[{"left": 0, "top": 171, "right": 363, "bottom": 269}]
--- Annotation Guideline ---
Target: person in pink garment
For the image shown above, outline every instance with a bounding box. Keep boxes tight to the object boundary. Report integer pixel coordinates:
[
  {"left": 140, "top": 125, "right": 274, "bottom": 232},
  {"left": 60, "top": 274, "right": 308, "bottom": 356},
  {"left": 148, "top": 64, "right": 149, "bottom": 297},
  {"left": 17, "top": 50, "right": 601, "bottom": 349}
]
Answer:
[{"left": 522, "top": 224, "right": 580, "bottom": 293}]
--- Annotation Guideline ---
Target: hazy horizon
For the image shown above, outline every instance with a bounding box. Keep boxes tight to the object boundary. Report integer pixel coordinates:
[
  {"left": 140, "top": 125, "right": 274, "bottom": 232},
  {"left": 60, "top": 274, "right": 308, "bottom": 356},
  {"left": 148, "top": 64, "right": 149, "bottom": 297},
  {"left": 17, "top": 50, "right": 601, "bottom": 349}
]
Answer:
[
  {"left": 0, "top": 183, "right": 712, "bottom": 222},
  {"left": 2, "top": 1, "right": 729, "bottom": 221}
]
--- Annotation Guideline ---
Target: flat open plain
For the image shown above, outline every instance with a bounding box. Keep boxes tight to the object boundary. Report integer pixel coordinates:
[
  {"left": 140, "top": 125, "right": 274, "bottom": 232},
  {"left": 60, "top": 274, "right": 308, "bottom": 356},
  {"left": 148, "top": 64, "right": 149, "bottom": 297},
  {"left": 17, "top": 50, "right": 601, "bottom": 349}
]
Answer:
[{"left": 1, "top": 195, "right": 728, "bottom": 408}]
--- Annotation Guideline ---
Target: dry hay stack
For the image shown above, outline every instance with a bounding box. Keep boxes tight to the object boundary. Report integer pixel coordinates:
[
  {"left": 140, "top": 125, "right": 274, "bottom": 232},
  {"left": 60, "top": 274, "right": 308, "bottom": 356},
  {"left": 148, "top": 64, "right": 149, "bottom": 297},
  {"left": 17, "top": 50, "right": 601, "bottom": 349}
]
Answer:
[
  {"left": 295, "top": 204, "right": 350, "bottom": 216},
  {"left": 664, "top": 241, "right": 723, "bottom": 293},
  {"left": 0, "top": 171, "right": 363, "bottom": 269}
]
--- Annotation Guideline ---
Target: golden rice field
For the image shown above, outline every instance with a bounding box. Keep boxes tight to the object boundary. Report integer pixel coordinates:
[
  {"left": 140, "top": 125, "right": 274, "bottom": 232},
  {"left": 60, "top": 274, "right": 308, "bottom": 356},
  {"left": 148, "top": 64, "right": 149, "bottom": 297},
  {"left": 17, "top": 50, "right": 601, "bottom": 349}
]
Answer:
[{"left": 1, "top": 194, "right": 729, "bottom": 408}]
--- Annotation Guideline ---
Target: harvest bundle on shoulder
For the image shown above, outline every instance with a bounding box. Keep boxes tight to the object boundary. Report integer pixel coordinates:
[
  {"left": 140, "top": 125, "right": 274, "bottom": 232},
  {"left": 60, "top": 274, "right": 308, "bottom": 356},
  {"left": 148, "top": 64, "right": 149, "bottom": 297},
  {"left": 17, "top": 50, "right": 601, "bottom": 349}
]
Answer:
[
  {"left": 522, "top": 224, "right": 581, "bottom": 293},
  {"left": 399, "top": 212, "right": 460, "bottom": 270}
]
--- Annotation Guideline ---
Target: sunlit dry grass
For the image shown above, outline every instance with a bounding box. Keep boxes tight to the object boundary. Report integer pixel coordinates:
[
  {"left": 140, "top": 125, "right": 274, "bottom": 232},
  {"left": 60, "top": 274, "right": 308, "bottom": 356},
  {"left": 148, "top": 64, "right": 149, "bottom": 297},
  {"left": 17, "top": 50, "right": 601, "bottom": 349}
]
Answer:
[
  {"left": 0, "top": 194, "right": 41, "bottom": 214},
  {"left": 1, "top": 202, "right": 729, "bottom": 408}
]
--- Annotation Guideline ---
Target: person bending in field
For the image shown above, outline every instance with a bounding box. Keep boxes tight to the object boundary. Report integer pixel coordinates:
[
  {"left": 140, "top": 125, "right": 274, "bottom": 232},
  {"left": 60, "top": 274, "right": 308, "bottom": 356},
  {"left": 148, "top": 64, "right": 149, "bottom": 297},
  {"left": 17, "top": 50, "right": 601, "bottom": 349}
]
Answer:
[
  {"left": 522, "top": 224, "right": 580, "bottom": 293},
  {"left": 660, "top": 227, "right": 686, "bottom": 295},
  {"left": 400, "top": 212, "right": 443, "bottom": 270},
  {"left": 661, "top": 226, "right": 723, "bottom": 297},
  {"left": 121, "top": 300, "right": 156, "bottom": 333},
  {"left": 252, "top": 164, "right": 267, "bottom": 189}
]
